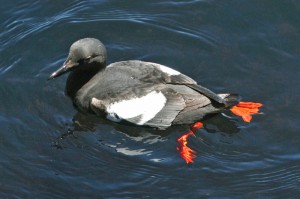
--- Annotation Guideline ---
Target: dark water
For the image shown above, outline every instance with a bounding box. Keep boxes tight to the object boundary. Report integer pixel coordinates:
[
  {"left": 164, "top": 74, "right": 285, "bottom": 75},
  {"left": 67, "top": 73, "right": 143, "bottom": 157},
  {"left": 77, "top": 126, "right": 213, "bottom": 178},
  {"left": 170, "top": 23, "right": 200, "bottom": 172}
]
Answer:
[{"left": 1, "top": 0, "right": 300, "bottom": 198}]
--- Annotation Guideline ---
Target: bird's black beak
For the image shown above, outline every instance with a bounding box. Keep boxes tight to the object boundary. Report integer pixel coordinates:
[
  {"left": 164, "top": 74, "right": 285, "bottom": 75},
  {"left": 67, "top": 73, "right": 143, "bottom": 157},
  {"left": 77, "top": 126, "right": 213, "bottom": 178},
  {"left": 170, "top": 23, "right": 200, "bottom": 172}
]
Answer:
[{"left": 48, "top": 59, "right": 78, "bottom": 80}]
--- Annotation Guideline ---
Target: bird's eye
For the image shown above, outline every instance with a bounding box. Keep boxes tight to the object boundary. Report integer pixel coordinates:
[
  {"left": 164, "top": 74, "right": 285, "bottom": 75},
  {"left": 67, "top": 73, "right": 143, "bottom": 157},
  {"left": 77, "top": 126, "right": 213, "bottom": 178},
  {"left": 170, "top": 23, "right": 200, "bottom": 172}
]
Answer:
[
  {"left": 78, "top": 56, "right": 91, "bottom": 64},
  {"left": 78, "top": 55, "right": 98, "bottom": 64},
  {"left": 85, "top": 56, "right": 92, "bottom": 61},
  {"left": 85, "top": 55, "right": 97, "bottom": 62}
]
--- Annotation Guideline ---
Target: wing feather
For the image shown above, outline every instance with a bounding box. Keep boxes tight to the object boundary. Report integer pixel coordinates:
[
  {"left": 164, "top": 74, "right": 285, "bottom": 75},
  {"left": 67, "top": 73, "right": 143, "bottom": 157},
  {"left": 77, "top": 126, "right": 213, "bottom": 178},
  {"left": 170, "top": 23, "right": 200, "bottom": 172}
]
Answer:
[{"left": 145, "top": 88, "right": 185, "bottom": 129}]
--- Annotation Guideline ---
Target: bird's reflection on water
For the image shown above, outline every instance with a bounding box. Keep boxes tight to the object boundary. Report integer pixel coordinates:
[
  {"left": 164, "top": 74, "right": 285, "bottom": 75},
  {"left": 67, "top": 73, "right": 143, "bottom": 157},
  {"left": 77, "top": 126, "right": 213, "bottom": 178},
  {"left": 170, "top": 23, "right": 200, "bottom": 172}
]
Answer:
[{"left": 52, "top": 111, "right": 242, "bottom": 161}]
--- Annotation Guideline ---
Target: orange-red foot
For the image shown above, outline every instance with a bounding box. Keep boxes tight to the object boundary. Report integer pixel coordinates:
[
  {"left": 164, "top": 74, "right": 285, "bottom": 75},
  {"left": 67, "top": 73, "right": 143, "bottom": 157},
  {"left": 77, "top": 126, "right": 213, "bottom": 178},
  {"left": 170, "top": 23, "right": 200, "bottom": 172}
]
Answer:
[
  {"left": 230, "top": 102, "right": 263, "bottom": 122},
  {"left": 177, "top": 102, "right": 263, "bottom": 163},
  {"left": 177, "top": 122, "right": 203, "bottom": 164}
]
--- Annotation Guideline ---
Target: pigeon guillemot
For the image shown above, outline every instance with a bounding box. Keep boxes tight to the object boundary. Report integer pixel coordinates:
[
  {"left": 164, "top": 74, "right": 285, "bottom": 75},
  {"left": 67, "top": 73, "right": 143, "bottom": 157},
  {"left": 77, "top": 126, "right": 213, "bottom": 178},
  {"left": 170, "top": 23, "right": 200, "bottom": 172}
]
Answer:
[{"left": 49, "top": 38, "right": 239, "bottom": 129}]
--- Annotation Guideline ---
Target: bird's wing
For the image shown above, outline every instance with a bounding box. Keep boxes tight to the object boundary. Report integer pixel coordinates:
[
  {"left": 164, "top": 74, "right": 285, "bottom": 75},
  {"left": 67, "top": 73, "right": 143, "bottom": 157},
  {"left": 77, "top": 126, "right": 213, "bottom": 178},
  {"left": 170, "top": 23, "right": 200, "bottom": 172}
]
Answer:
[
  {"left": 90, "top": 85, "right": 185, "bottom": 129},
  {"left": 142, "top": 87, "right": 185, "bottom": 129},
  {"left": 106, "top": 60, "right": 226, "bottom": 104},
  {"left": 107, "top": 60, "right": 196, "bottom": 84}
]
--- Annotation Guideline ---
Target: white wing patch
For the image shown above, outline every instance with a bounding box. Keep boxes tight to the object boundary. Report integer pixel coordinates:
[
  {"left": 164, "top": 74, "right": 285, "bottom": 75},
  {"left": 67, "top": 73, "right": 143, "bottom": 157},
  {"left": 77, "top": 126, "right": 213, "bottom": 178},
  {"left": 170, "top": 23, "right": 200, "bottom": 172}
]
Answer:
[
  {"left": 150, "top": 62, "right": 181, "bottom": 76},
  {"left": 218, "top": 93, "right": 230, "bottom": 99},
  {"left": 106, "top": 91, "right": 167, "bottom": 125}
]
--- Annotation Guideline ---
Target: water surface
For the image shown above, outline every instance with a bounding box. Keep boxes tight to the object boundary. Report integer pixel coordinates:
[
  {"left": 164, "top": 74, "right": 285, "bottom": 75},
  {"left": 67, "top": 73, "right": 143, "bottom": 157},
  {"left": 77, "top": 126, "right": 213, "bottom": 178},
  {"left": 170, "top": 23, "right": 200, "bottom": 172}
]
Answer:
[{"left": 1, "top": 0, "right": 300, "bottom": 198}]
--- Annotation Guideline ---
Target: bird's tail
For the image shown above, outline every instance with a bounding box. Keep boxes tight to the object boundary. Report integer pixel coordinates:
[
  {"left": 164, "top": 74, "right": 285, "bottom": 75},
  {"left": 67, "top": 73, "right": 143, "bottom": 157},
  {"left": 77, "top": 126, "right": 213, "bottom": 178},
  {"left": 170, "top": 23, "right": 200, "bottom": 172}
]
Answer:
[{"left": 218, "top": 93, "right": 240, "bottom": 107}]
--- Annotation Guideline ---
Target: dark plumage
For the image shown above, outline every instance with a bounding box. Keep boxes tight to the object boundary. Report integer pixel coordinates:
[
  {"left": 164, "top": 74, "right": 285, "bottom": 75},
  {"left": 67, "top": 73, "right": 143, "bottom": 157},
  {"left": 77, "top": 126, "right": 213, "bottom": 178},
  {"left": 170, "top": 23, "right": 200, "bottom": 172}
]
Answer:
[{"left": 49, "top": 38, "right": 238, "bottom": 129}]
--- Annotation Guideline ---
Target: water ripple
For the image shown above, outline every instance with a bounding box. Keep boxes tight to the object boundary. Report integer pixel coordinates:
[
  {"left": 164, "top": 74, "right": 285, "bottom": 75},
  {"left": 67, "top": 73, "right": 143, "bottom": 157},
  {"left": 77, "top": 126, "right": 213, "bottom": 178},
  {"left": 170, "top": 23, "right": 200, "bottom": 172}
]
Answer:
[
  {"left": 0, "top": 57, "right": 21, "bottom": 75},
  {"left": 68, "top": 9, "right": 217, "bottom": 47},
  {"left": 69, "top": 10, "right": 164, "bottom": 23},
  {"left": 155, "top": 0, "right": 209, "bottom": 6},
  {"left": 0, "top": 1, "right": 85, "bottom": 51},
  {"left": 1, "top": 0, "right": 218, "bottom": 56},
  {"left": 228, "top": 162, "right": 300, "bottom": 196}
]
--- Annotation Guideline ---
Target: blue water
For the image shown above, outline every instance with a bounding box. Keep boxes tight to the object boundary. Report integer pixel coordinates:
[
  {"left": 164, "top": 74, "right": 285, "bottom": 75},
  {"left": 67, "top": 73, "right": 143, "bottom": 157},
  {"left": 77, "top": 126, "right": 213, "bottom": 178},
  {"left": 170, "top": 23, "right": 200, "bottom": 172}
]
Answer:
[{"left": 1, "top": 0, "right": 300, "bottom": 198}]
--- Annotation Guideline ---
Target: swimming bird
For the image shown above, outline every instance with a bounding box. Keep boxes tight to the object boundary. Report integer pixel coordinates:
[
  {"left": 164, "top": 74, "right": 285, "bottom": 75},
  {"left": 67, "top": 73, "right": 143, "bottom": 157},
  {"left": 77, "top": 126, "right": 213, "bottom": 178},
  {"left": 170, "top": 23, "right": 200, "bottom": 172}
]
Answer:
[{"left": 49, "top": 38, "right": 239, "bottom": 129}]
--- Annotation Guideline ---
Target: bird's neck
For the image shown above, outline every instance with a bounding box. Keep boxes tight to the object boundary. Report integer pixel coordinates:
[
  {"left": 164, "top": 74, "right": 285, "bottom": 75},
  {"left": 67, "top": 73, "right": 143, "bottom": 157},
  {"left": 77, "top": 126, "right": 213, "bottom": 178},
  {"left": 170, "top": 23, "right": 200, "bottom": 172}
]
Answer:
[{"left": 65, "top": 63, "right": 105, "bottom": 100}]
